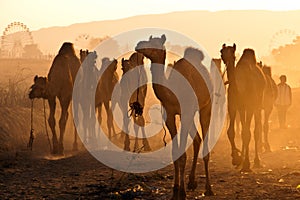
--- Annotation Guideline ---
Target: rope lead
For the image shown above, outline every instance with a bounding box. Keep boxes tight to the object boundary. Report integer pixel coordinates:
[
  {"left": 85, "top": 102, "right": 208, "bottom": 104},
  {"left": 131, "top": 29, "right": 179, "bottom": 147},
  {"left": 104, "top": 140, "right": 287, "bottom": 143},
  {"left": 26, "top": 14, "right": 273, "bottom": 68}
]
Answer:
[{"left": 28, "top": 99, "right": 34, "bottom": 150}]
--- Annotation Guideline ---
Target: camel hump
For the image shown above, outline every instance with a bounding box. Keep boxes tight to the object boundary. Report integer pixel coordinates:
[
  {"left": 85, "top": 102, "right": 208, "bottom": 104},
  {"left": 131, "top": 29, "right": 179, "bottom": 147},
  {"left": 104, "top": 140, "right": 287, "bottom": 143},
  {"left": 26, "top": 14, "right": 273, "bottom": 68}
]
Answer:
[
  {"left": 48, "top": 55, "right": 67, "bottom": 80},
  {"left": 236, "top": 48, "right": 266, "bottom": 94},
  {"left": 173, "top": 58, "right": 211, "bottom": 108},
  {"left": 58, "top": 42, "right": 76, "bottom": 56},
  {"left": 47, "top": 54, "right": 73, "bottom": 97}
]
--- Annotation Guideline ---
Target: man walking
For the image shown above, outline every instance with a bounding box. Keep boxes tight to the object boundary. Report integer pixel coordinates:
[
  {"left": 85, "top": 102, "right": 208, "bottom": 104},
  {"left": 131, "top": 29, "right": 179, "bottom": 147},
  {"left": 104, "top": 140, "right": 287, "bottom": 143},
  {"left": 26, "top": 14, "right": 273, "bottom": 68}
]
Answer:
[{"left": 275, "top": 75, "right": 292, "bottom": 129}]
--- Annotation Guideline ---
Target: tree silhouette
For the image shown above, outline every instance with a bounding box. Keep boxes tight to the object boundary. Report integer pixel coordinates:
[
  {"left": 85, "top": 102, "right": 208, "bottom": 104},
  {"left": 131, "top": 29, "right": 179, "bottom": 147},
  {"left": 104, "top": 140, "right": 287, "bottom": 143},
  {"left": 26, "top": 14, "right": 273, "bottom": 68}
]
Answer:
[{"left": 272, "top": 36, "right": 300, "bottom": 68}]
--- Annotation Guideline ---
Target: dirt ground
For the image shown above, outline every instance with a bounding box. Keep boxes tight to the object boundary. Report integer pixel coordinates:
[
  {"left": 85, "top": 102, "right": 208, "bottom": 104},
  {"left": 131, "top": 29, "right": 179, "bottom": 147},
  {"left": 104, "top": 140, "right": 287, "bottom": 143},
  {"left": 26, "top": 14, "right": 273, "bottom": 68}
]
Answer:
[
  {"left": 0, "top": 67, "right": 299, "bottom": 199},
  {"left": 0, "top": 106, "right": 300, "bottom": 200}
]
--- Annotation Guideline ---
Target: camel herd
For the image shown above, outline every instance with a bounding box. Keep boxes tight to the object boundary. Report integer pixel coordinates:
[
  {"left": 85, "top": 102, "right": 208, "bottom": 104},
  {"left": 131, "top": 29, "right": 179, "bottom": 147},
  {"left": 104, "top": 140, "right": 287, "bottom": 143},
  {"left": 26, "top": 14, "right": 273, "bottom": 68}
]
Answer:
[{"left": 29, "top": 35, "right": 278, "bottom": 199}]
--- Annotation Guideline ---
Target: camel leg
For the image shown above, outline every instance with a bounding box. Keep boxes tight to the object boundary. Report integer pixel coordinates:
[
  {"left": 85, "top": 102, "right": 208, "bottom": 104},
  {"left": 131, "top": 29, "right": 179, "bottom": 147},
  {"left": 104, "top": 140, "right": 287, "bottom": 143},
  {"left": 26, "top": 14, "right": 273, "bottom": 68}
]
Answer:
[
  {"left": 253, "top": 109, "right": 262, "bottom": 168},
  {"left": 187, "top": 122, "right": 201, "bottom": 191},
  {"left": 58, "top": 98, "right": 70, "bottom": 155},
  {"left": 104, "top": 101, "right": 114, "bottom": 139},
  {"left": 73, "top": 122, "right": 78, "bottom": 151},
  {"left": 263, "top": 108, "right": 272, "bottom": 152},
  {"left": 227, "top": 102, "right": 242, "bottom": 166},
  {"left": 82, "top": 105, "right": 91, "bottom": 144},
  {"left": 235, "top": 111, "right": 241, "bottom": 135},
  {"left": 177, "top": 113, "right": 197, "bottom": 199},
  {"left": 72, "top": 102, "right": 79, "bottom": 151},
  {"left": 88, "top": 105, "right": 96, "bottom": 142},
  {"left": 97, "top": 103, "right": 102, "bottom": 127},
  {"left": 96, "top": 103, "right": 103, "bottom": 142},
  {"left": 122, "top": 103, "right": 130, "bottom": 151},
  {"left": 199, "top": 104, "right": 214, "bottom": 196},
  {"left": 48, "top": 97, "right": 58, "bottom": 154},
  {"left": 238, "top": 109, "right": 245, "bottom": 159},
  {"left": 241, "top": 111, "right": 253, "bottom": 172},
  {"left": 137, "top": 116, "right": 151, "bottom": 151},
  {"left": 178, "top": 152, "right": 187, "bottom": 199},
  {"left": 133, "top": 115, "right": 139, "bottom": 151},
  {"left": 165, "top": 113, "right": 180, "bottom": 200}
]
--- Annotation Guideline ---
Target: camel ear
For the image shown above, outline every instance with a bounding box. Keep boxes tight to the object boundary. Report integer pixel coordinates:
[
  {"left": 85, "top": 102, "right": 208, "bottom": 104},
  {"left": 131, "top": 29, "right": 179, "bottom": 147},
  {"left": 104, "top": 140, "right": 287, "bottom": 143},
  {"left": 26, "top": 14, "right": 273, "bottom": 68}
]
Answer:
[
  {"left": 233, "top": 43, "right": 236, "bottom": 51},
  {"left": 161, "top": 34, "right": 166, "bottom": 44},
  {"left": 149, "top": 35, "right": 153, "bottom": 40},
  {"left": 34, "top": 75, "right": 38, "bottom": 82},
  {"left": 222, "top": 43, "right": 226, "bottom": 49},
  {"left": 80, "top": 49, "right": 82, "bottom": 53}
]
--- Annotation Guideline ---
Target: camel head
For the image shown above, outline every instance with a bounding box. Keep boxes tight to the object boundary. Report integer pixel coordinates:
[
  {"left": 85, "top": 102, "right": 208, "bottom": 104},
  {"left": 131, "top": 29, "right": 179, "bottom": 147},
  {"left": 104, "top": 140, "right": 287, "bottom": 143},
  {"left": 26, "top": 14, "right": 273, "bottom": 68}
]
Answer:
[
  {"left": 121, "top": 52, "right": 144, "bottom": 75},
  {"left": 83, "top": 51, "right": 97, "bottom": 67},
  {"left": 29, "top": 75, "right": 48, "bottom": 99},
  {"left": 135, "top": 34, "right": 166, "bottom": 62},
  {"left": 220, "top": 43, "right": 236, "bottom": 66},
  {"left": 258, "top": 61, "right": 272, "bottom": 76},
  {"left": 80, "top": 49, "right": 89, "bottom": 63},
  {"left": 121, "top": 58, "right": 133, "bottom": 74},
  {"left": 257, "top": 61, "right": 263, "bottom": 68},
  {"left": 262, "top": 65, "right": 272, "bottom": 77}
]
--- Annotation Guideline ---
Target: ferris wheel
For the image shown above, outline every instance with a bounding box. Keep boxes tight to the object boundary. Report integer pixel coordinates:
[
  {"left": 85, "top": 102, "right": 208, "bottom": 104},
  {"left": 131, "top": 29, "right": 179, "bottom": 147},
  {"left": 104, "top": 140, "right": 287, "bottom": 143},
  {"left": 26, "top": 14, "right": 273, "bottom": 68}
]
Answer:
[
  {"left": 269, "top": 29, "right": 298, "bottom": 54},
  {"left": 1, "top": 22, "right": 34, "bottom": 58}
]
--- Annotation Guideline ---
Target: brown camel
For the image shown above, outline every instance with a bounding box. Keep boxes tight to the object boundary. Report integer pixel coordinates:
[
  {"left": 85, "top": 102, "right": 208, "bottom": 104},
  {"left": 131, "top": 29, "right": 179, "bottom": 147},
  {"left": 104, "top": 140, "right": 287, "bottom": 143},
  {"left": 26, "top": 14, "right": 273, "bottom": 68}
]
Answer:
[
  {"left": 258, "top": 62, "right": 278, "bottom": 152},
  {"left": 95, "top": 57, "right": 119, "bottom": 139},
  {"left": 120, "top": 52, "right": 151, "bottom": 151},
  {"left": 220, "top": 44, "right": 243, "bottom": 166},
  {"left": 236, "top": 48, "right": 266, "bottom": 170},
  {"left": 29, "top": 42, "right": 81, "bottom": 154},
  {"left": 80, "top": 49, "right": 89, "bottom": 63},
  {"left": 222, "top": 45, "right": 266, "bottom": 171},
  {"left": 135, "top": 35, "right": 213, "bottom": 199}
]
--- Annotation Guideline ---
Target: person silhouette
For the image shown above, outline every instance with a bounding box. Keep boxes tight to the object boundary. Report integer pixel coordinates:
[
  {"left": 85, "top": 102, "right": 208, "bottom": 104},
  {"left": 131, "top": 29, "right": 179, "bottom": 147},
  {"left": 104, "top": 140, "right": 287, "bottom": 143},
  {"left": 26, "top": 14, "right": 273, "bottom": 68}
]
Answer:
[{"left": 275, "top": 75, "right": 292, "bottom": 129}]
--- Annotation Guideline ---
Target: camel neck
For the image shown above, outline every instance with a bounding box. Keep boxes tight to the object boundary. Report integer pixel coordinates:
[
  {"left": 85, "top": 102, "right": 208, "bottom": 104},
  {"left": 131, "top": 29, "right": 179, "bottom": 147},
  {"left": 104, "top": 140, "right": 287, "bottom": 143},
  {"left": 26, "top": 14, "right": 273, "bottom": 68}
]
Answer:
[
  {"left": 150, "top": 50, "right": 166, "bottom": 65},
  {"left": 148, "top": 50, "right": 166, "bottom": 83},
  {"left": 148, "top": 52, "right": 168, "bottom": 99},
  {"left": 150, "top": 62, "right": 165, "bottom": 83},
  {"left": 226, "top": 60, "right": 236, "bottom": 85}
]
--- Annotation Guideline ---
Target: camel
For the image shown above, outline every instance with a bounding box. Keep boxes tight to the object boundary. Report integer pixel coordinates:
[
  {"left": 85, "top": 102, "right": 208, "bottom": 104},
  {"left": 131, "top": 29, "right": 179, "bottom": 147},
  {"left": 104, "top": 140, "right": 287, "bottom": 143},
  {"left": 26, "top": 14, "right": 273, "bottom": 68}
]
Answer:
[
  {"left": 258, "top": 62, "right": 278, "bottom": 152},
  {"left": 95, "top": 57, "right": 119, "bottom": 140},
  {"left": 120, "top": 52, "right": 151, "bottom": 151},
  {"left": 76, "top": 50, "right": 99, "bottom": 143},
  {"left": 76, "top": 50, "right": 119, "bottom": 144},
  {"left": 221, "top": 44, "right": 266, "bottom": 171},
  {"left": 135, "top": 35, "right": 213, "bottom": 199},
  {"left": 29, "top": 42, "right": 81, "bottom": 154},
  {"left": 80, "top": 49, "right": 89, "bottom": 63},
  {"left": 220, "top": 44, "right": 243, "bottom": 166}
]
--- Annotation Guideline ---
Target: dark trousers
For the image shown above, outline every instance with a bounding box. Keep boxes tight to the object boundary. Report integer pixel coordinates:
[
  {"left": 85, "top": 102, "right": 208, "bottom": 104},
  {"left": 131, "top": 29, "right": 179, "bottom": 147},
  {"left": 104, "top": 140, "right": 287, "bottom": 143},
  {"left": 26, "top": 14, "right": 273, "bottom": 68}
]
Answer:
[{"left": 277, "top": 105, "right": 288, "bottom": 128}]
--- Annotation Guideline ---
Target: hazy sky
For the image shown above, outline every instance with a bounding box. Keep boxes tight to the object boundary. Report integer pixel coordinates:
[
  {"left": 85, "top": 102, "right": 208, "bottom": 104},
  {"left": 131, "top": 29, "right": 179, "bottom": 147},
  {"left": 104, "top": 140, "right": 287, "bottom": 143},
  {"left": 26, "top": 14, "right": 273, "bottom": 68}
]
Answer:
[{"left": 1, "top": 0, "right": 300, "bottom": 33}]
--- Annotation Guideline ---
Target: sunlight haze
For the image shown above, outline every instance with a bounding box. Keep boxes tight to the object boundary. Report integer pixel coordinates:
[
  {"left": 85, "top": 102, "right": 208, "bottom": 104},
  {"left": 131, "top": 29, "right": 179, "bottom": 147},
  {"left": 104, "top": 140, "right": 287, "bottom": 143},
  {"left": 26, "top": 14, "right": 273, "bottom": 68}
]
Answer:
[
  {"left": 1, "top": 0, "right": 300, "bottom": 32},
  {"left": 1, "top": 0, "right": 300, "bottom": 87}
]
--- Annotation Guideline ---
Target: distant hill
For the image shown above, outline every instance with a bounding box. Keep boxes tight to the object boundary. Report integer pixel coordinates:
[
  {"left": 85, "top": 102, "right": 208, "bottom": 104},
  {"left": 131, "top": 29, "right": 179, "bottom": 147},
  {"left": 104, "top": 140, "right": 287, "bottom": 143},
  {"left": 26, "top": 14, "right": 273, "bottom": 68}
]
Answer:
[{"left": 31, "top": 10, "right": 300, "bottom": 58}]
